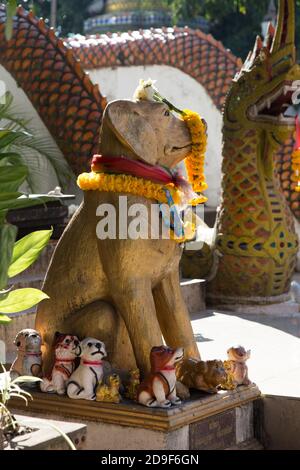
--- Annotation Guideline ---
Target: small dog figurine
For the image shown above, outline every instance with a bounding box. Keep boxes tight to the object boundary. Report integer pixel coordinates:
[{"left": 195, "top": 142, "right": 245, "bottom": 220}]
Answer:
[
  {"left": 177, "top": 358, "right": 227, "bottom": 394},
  {"left": 224, "top": 346, "right": 251, "bottom": 387},
  {"left": 125, "top": 368, "right": 140, "bottom": 401},
  {"left": 40, "top": 333, "right": 79, "bottom": 395},
  {"left": 67, "top": 338, "right": 106, "bottom": 400},
  {"left": 137, "top": 346, "right": 184, "bottom": 408},
  {"left": 10, "top": 329, "right": 42, "bottom": 379},
  {"left": 96, "top": 374, "right": 121, "bottom": 404}
]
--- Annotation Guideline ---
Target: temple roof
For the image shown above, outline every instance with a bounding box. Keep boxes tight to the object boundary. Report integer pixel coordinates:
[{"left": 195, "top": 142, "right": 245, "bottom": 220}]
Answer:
[
  {"left": 84, "top": 0, "right": 209, "bottom": 34},
  {"left": 105, "top": 1, "right": 170, "bottom": 13},
  {"left": 67, "top": 27, "right": 240, "bottom": 111}
]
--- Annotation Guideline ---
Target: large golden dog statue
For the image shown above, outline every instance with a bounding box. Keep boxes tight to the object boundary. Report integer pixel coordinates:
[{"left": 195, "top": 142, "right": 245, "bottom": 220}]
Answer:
[{"left": 36, "top": 97, "right": 203, "bottom": 375}]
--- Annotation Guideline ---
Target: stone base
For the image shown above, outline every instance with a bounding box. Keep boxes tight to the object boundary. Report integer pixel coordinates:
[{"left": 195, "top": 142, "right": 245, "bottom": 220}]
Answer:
[
  {"left": 207, "top": 291, "right": 294, "bottom": 308},
  {"left": 211, "top": 300, "right": 299, "bottom": 315},
  {"left": 10, "top": 385, "right": 260, "bottom": 450}
]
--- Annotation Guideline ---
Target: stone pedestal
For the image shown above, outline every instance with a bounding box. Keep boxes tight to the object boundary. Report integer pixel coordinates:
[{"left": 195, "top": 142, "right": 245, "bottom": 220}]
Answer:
[{"left": 10, "top": 385, "right": 261, "bottom": 450}]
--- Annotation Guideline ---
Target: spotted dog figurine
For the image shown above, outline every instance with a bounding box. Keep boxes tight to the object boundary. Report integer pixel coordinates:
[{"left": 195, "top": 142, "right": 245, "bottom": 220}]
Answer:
[
  {"left": 40, "top": 333, "right": 79, "bottom": 395},
  {"left": 137, "top": 346, "right": 184, "bottom": 408},
  {"left": 67, "top": 338, "right": 107, "bottom": 400},
  {"left": 10, "top": 329, "right": 42, "bottom": 380}
]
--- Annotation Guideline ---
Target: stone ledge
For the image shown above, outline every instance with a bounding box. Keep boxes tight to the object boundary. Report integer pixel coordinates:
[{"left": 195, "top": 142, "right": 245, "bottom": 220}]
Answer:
[{"left": 9, "top": 384, "right": 260, "bottom": 433}]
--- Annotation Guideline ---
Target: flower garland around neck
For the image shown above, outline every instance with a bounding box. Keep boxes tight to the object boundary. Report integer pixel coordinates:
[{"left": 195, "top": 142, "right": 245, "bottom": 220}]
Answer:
[
  {"left": 78, "top": 79, "right": 208, "bottom": 207},
  {"left": 291, "top": 115, "right": 300, "bottom": 193},
  {"left": 78, "top": 165, "right": 206, "bottom": 206}
]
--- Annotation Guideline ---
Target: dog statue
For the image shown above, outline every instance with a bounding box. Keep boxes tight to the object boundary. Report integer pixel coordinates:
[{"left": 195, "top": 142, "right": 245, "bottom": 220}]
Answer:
[
  {"left": 224, "top": 346, "right": 251, "bottom": 387},
  {"left": 177, "top": 358, "right": 227, "bottom": 394},
  {"left": 67, "top": 338, "right": 106, "bottom": 400},
  {"left": 36, "top": 96, "right": 201, "bottom": 375},
  {"left": 10, "top": 329, "right": 42, "bottom": 380},
  {"left": 40, "top": 333, "right": 79, "bottom": 395},
  {"left": 137, "top": 345, "right": 184, "bottom": 408}
]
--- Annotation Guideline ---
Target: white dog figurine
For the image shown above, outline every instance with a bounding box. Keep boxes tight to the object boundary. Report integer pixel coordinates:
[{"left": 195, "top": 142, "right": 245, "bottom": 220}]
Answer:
[
  {"left": 67, "top": 338, "right": 107, "bottom": 400},
  {"left": 40, "top": 333, "right": 79, "bottom": 395},
  {"left": 10, "top": 329, "right": 42, "bottom": 380}
]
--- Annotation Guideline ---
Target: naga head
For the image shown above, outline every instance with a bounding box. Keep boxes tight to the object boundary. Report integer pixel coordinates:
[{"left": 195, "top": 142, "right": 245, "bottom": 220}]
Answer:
[{"left": 225, "top": 0, "right": 300, "bottom": 145}]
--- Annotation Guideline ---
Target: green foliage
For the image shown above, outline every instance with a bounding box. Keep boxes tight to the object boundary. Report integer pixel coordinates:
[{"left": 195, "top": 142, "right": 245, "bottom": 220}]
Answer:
[
  {"left": 0, "top": 92, "right": 72, "bottom": 192},
  {"left": 0, "top": 365, "right": 76, "bottom": 450},
  {"left": 17, "top": 0, "right": 94, "bottom": 36},
  {"left": 0, "top": 288, "right": 49, "bottom": 314},
  {"left": 8, "top": 230, "right": 53, "bottom": 278},
  {"left": 4, "top": 0, "right": 17, "bottom": 40},
  {"left": 0, "top": 96, "right": 54, "bottom": 325},
  {"left": 164, "top": 0, "right": 300, "bottom": 60}
]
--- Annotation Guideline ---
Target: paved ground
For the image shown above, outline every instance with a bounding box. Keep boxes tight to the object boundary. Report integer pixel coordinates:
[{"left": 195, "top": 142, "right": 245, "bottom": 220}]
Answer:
[{"left": 192, "top": 311, "right": 300, "bottom": 398}]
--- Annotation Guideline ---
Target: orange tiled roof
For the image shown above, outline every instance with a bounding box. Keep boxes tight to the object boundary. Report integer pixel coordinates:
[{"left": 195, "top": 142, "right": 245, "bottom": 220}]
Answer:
[{"left": 67, "top": 27, "right": 241, "bottom": 111}]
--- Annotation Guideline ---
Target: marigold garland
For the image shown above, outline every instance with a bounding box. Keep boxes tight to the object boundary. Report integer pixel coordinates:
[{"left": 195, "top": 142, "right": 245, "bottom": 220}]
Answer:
[
  {"left": 291, "top": 115, "right": 300, "bottom": 193},
  {"left": 77, "top": 172, "right": 207, "bottom": 206},
  {"left": 182, "top": 109, "right": 208, "bottom": 194},
  {"left": 291, "top": 148, "right": 300, "bottom": 193}
]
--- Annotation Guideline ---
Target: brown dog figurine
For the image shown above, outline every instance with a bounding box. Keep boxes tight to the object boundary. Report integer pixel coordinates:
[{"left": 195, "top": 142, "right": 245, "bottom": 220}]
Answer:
[
  {"left": 137, "top": 346, "right": 184, "bottom": 408},
  {"left": 36, "top": 95, "right": 201, "bottom": 375},
  {"left": 177, "top": 358, "right": 227, "bottom": 394},
  {"left": 224, "top": 346, "right": 251, "bottom": 387},
  {"left": 10, "top": 329, "right": 42, "bottom": 380}
]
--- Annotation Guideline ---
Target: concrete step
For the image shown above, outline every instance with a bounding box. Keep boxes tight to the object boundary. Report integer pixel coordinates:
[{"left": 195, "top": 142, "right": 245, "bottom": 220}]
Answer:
[{"left": 255, "top": 395, "right": 300, "bottom": 450}]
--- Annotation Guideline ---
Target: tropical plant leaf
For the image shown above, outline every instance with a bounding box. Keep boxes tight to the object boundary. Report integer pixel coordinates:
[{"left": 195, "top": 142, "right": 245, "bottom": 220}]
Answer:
[
  {"left": 0, "top": 129, "right": 30, "bottom": 149},
  {"left": 0, "top": 288, "right": 49, "bottom": 314},
  {"left": 5, "top": 0, "right": 17, "bottom": 41},
  {"left": 8, "top": 229, "right": 53, "bottom": 278},
  {"left": 0, "top": 165, "right": 28, "bottom": 192},
  {"left": 0, "top": 314, "right": 11, "bottom": 324},
  {"left": 0, "top": 152, "right": 23, "bottom": 166},
  {"left": 0, "top": 223, "right": 17, "bottom": 290},
  {"left": 0, "top": 192, "right": 22, "bottom": 201}
]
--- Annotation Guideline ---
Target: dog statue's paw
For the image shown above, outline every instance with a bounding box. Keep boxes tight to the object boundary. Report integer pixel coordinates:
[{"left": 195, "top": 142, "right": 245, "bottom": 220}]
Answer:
[
  {"left": 170, "top": 396, "right": 181, "bottom": 405},
  {"left": 57, "top": 388, "right": 66, "bottom": 396},
  {"left": 159, "top": 400, "right": 172, "bottom": 408}
]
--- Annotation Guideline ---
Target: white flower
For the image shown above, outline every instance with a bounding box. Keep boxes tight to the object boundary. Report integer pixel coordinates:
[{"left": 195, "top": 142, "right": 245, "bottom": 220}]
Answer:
[{"left": 133, "top": 79, "right": 159, "bottom": 102}]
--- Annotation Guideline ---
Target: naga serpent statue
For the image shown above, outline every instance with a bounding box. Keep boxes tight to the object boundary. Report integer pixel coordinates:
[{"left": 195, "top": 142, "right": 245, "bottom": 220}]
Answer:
[{"left": 185, "top": 0, "right": 300, "bottom": 304}]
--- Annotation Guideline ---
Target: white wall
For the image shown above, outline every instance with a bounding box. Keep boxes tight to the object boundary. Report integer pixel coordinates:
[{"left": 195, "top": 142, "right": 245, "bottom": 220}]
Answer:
[{"left": 88, "top": 65, "right": 223, "bottom": 208}]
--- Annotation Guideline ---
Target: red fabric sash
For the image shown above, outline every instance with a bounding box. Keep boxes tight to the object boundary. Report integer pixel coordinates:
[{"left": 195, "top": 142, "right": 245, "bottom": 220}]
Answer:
[
  {"left": 91, "top": 155, "right": 188, "bottom": 188},
  {"left": 19, "top": 351, "right": 42, "bottom": 357},
  {"left": 83, "top": 360, "right": 103, "bottom": 366}
]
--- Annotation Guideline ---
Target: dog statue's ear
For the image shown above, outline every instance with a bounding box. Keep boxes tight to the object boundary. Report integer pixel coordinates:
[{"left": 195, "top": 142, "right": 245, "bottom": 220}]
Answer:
[{"left": 106, "top": 100, "right": 158, "bottom": 165}]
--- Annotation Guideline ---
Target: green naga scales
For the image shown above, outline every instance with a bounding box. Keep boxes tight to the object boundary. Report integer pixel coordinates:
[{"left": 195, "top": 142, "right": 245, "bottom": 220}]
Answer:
[{"left": 208, "top": 0, "right": 300, "bottom": 304}]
